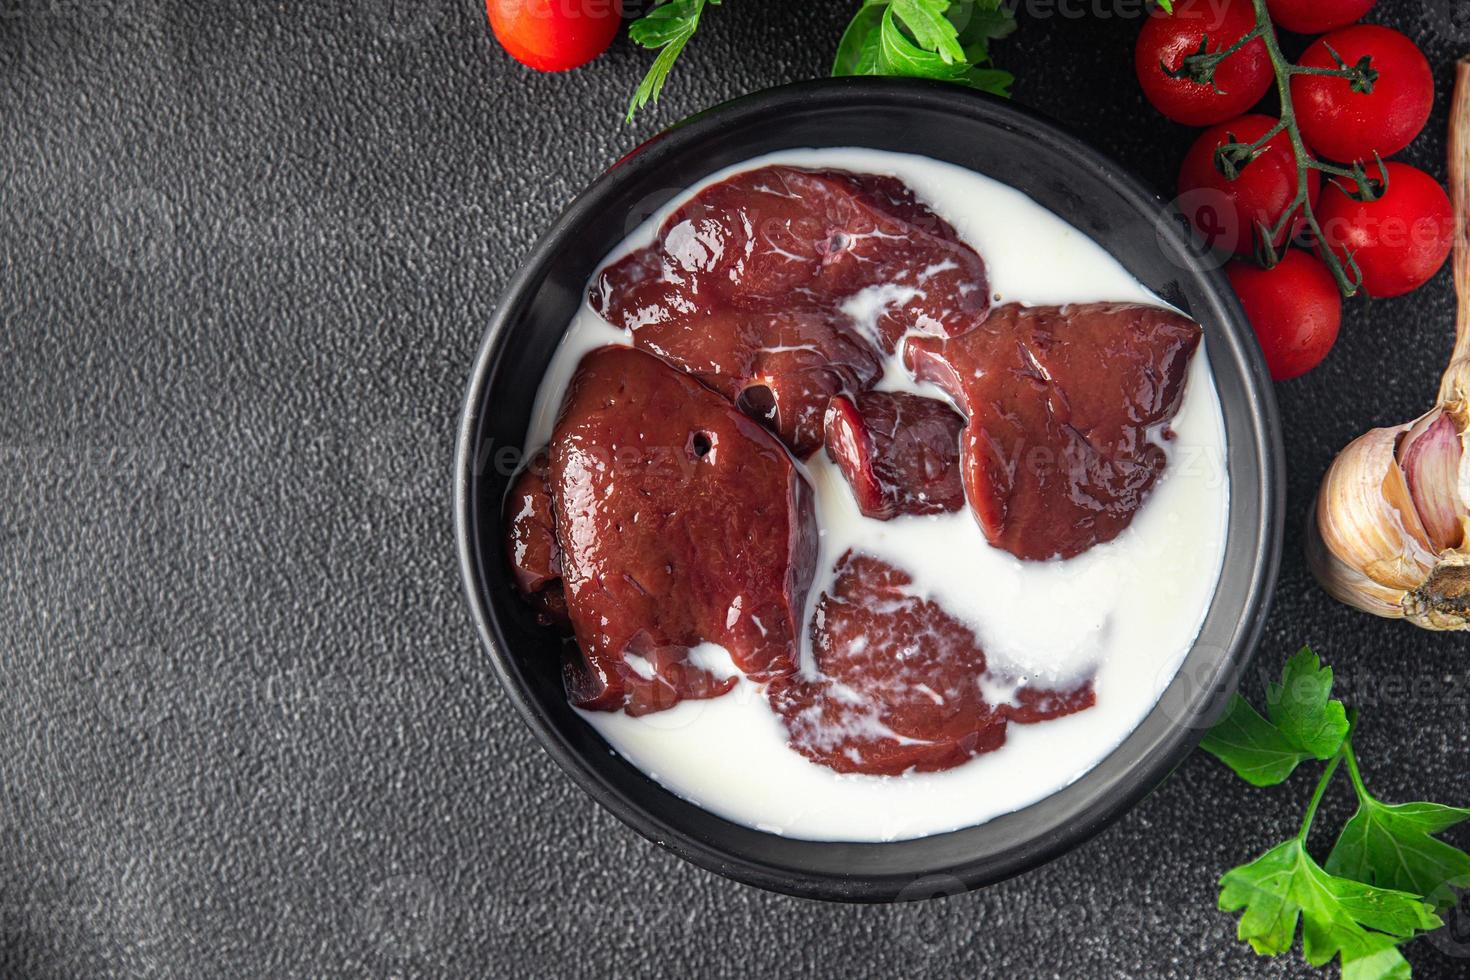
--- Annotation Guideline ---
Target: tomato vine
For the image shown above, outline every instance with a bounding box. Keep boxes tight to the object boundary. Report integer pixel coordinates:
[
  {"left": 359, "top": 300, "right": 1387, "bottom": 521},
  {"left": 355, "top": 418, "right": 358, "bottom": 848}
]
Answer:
[{"left": 1167, "top": 0, "right": 1386, "bottom": 297}]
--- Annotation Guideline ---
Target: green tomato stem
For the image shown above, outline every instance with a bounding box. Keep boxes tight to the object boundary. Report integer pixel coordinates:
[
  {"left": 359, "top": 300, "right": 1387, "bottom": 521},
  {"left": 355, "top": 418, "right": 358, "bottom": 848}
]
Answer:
[
  {"left": 1163, "top": 24, "right": 1265, "bottom": 88},
  {"left": 1205, "top": 22, "right": 1266, "bottom": 66},
  {"left": 1249, "top": 0, "right": 1360, "bottom": 295},
  {"left": 1175, "top": 0, "right": 1366, "bottom": 292}
]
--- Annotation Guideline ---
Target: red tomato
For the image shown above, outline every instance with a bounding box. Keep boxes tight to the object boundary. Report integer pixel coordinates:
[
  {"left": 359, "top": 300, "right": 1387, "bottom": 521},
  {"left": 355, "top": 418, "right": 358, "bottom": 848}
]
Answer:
[
  {"left": 1315, "top": 162, "right": 1454, "bottom": 298},
  {"left": 487, "top": 0, "right": 621, "bottom": 72},
  {"left": 1265, "top": 0, "right": 1375, "bottom": 34},
  {"left": 1291, "top": 26, "right": 1433, "bottom": 163},
  {"left": 1228, "top": 251, "right": 1342, "bottom": 381},
  {"left": 1177, "top": 115, "right": 1321, "bottom": 256},
  {"left": 1135, "top": 0, "right": 1272, "bottom": 126}
]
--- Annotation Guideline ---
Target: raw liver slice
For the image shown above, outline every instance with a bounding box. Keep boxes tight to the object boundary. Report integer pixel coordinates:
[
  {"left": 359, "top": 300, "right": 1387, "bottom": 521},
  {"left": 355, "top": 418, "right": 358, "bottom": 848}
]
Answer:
[
  {"left": 904, "top": 302, "right": 1201, "bottom": 561},
  {"left": 547, "top": 346, "right": 817, "bottom": 716},
  {"left": 823, "top": 391, "right": 966, "bottom": 520},
  {"left": 590, "top": 166, "right": 990, "bottom": 456},
  {"left": 629, "top": 305, "right": 878, "bottom": 459},
  {"left": 766, "top": 551, "right": 1094, "bottom": 776},
  {"left": 503, "top": 463, "right": 568, "bottom": 627}
]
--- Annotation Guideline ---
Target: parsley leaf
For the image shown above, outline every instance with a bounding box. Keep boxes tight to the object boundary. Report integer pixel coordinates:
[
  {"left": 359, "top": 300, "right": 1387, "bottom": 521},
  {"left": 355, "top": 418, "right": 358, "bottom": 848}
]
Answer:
[
  {"left": 1199, "top": 646, "right": 1349, "bottom": 786},
  {"left": 833, "top": 3, "right": 887, "bottom": 76},
  {"left": 1219, "top": 838, "right": 1441, "bottom": 977},
  {"left": 1266, "top": 647, "right": 1351, "bottom": 757},
  {"left": 626, "top": 0, "right": 1019, "bottom": 120},
  {"left": 876, "top": 6, "right": 968, "bottom": 80},
  {"left": 832, "top": 0, "right": 1015, "bottom": 97},
  {"left": 625, "top": 0, "right": 720, "bottom": 122},
  {"left": 948, "top": 0, "right": 1015, "bottom": 63},
  {"left": 891, "top": 0, "right": 965, "bottom": 63},
  {"left": 962, "top": 67, "right": 1013, "bottom": 98},
  {"left": 1199, "top": 696, "right": 1317, "bottom": 786},
  {"left": 1327, "top": 789, "right": 1470, "bottom": 912}
]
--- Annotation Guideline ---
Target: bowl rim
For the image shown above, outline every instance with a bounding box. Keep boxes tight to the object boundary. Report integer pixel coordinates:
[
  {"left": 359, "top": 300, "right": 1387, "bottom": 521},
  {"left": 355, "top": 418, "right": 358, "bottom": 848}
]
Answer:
[{"left": 454, "top": 76, "right": 1284, "bottom": 902}]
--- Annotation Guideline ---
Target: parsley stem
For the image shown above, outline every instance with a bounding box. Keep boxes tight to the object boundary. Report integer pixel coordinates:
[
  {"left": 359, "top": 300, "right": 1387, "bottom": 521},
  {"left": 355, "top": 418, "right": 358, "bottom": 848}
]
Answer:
[
  {"left": 1298, "top": 750, "right": 1343, "bottom": 844},
  {"left": 1298, "top": 710, "right": 1360, "bottom": 842},
  {"left": 1342, "top": 738, "right": 1373, "bottom": 804}
]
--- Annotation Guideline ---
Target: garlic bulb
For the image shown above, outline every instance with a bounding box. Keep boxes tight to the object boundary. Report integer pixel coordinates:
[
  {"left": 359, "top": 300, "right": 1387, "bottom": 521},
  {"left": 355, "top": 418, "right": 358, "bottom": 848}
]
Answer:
[{"left": 1307, "top": 57, "right": 1470, "bottom": 629}]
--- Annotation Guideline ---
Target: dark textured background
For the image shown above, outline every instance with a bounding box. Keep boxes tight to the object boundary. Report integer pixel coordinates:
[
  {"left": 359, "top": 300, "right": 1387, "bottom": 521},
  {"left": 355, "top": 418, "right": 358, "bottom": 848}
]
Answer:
[{"left": 2, "top": 0, "right": 1468, "bottom": 976}]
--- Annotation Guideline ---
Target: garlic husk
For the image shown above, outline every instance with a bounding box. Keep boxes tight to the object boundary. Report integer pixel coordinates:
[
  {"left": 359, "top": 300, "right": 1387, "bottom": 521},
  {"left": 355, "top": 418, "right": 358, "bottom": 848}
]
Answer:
[{"left": 1307, "top": 56, "right": 1470, "bottom": 630}]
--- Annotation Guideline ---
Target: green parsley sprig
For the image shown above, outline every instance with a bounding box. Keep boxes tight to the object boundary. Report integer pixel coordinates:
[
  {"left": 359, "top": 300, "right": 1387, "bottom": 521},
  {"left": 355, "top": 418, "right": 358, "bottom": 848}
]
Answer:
[
  {"left": 624, "top": 0, "right": 1017, "bottom": 122},
  {"left": 831, "top": 0, "right": 1015, "bottom": 95},
  {"left": 1201, "top": 647, "right": 1470, "bottom": 978},
  {"left": 625, "top": 0, "right": 719, "bottom": 122}
]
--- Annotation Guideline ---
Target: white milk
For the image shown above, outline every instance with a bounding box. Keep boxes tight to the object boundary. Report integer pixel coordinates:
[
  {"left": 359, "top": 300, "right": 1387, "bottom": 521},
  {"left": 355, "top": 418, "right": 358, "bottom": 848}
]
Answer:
[{"left": 524, "top": 148, "right": 1230, "bottom": 842}]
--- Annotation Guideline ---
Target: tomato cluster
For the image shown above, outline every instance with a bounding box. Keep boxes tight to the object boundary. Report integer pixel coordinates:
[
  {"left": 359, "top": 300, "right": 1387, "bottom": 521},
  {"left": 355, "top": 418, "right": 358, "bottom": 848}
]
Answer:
[{"left": 1137, "top": 0, "right": 1451, "bottom": 380}]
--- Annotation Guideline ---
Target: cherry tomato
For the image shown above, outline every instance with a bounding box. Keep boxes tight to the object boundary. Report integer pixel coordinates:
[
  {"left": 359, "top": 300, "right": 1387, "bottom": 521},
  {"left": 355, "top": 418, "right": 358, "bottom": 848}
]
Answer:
[
  {"left": 1291, "top": 26, "right": 1433, "bottom": 163},
  {"left": 1315, "top": 162, "right": 1454, "bottom": 299},
  {"left": 487, "top": 0, "right": 622, "bottom": 73},
  {"left": 1228, "top": 250, "right": 1342, "bottom": 381},
  {"left": 1177, "top": 115, "right": 1321, "bottom": 257},
  {"left": 1265, "top": 0, "right": 1375, "bottom": 35},
  {"left": 1135, "top": 0, "right": 1272, "bottom": 127}
]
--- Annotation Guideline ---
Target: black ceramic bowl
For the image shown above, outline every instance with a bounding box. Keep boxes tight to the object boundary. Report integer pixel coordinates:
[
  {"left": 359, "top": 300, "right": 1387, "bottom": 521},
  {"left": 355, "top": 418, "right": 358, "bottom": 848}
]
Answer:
[{"left": 455, "top": 78, "right": 1284, "bottom": 902}]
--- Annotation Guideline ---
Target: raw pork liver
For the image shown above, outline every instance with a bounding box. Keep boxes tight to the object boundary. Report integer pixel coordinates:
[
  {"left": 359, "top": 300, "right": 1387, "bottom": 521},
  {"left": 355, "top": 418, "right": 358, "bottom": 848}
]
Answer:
[
  {"left": 590, "top": 166, "right": 990, "bottom": 455},
  {"left": 905, "top": 303, "right": 1201, "bottom": 560},
  {"left": 767, "top": 552, "right": 1094, "bottom": 775},
  {"left": 823, "top": 391, "right": 966, "bottom": 520},
  {"left": 503, "top": 463, "right": 568, "bottom": 627},
  {"left": 546, "top": 346, "right": 817, "bottom": 715}
]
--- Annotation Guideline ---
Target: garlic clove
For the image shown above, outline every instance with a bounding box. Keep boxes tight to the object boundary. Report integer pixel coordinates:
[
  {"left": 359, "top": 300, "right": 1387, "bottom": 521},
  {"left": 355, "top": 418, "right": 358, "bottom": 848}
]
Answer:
[
  {"left": 1398, "top": 409, "right": 1468, "bottom": 553},
  {"left": 1316, "top": 425, "right": 1438, "bottom": 597},
  {"left": 1305, "top": 502, "right": 1417, "bottom": 617}
]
